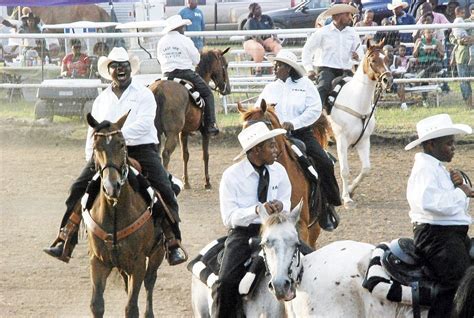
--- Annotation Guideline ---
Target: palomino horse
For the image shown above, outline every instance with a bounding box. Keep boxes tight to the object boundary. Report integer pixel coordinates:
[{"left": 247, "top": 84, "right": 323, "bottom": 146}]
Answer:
[
  {"left": 86, "top": 112, "right": 165, "bottom": 318},
  {"left": 148, "top": 48, "right": 231, "bottom": 190},
  {"left": 240, "top": 205, "right": 474, "bottom": 318},
  {"left": 238, "top": 100, "right": 331, "bottom": 248},
  {"left": 329, "top": 40, "right": 393, "bottom": 208},
  {"left": 190, "top": 202, "right": 304, "bottom": 318}
]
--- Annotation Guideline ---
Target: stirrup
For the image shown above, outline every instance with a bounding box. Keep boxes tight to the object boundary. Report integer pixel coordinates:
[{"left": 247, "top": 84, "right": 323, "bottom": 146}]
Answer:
[{"left": 166, "top": 239, "right": 189, "bottom": 265}]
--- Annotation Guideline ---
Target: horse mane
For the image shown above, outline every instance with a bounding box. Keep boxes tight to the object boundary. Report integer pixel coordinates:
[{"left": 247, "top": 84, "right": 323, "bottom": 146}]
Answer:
[
  {"left": 93, "top": 120, "right": 112, "bottom": 133},
  {"left": 260, "top": 212, "right": 290, "bottom": 234},
  {"left": 196, "top": 49, "right": 217, "bottom": 76}
]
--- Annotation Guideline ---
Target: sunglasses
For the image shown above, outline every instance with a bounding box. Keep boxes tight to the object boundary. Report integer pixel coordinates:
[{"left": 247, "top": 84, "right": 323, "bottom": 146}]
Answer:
[{"left": 108, "top": 61, "right": 130, "bottom": 69}]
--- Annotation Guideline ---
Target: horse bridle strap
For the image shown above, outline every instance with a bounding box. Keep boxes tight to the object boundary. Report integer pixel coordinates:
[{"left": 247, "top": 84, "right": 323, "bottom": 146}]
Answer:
[
  {"left": 333, "top": 103, "right": 371, "bottom": 120},
  {"left": 82, "top": 207, "right": 152, "bottom": 242}
]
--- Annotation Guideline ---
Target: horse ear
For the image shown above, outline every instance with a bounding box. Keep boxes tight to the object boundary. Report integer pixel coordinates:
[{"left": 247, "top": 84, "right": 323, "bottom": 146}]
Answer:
[
  {"left": 87, "top": 113, "right": 99, "bottom": 128},
  {"left": 116, "top": 110, "right": 130, "bottom": 129},
  {"left": 222, "top": 47, "right": 231, "bottom": 55},
  {"left": 260, "top": 99, "right": 267, "bottom": 113},
  {"left": 379, "top": 37, "right": 386, "bottom": 47},
  {"left": 258, "top": 203, "right": 271, "bottom": 223},
  {"left": 367, "top": 39, "right": 372, "bottom": 50},
  {"left": 288, "top": 199, "right": 303, "bottom": 225},
  {"left": 237, "top": 102, "right": 246, "bottom": 114}
]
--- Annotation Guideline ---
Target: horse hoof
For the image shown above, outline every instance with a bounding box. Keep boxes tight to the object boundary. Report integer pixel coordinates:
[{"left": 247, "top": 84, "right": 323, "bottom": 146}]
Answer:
[
  {"left": 204, "top": 184, "right": 212, "bottom": 191},
  {"left": 184, "top": 183, "right": 191, "bottom": 190},
  {"left": 344, "top": 200, "right": 356, "bottom": 209}
]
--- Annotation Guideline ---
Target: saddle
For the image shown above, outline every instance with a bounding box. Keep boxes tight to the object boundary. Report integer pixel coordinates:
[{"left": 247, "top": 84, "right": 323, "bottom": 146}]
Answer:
[
  {"left": 326, "top": 76, "right": 352, "bottom": 115},
  {"left": 287, "top": 137, "right": 340, "bottom": 231},
  {"left": 154, "top": 77, "right": 205, "bottom": 109},
  {"left": 186, "top": 236, "right": 266, "bottom": 297}
]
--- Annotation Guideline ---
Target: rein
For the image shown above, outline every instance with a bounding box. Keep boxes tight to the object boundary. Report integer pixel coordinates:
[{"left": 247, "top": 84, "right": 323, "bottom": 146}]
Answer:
[
  {"left": 210, "top": 56, "right": 228, "bottom": 95},
  {"left": 261, "top": 242, "right": 304, "bottom": 287}
]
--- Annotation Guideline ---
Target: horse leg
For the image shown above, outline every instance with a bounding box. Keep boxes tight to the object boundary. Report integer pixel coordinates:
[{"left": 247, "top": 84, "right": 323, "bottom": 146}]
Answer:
[
  {"left": 180, "top": 133, "right": 191, "bottom": 189},
  {"left": 202, "top": 133, "right": 211, "bottom": 190},
  {"left": 125, "top": 256, "right": 147, "bottom": 318},
  {"left": 144, "top": 247, "right": 166, "bottom": 318},
  {"left": 162, "top": 133, "right": 179, "bottom": 171},
  {"left": 335, "top": 136, "right": 355, "bottom": 209},
  {"left": 349, "top": 139, "right": 371, "bottom": 197},
  {"left": 90, "top": 256, "right": 112, "bottom": 318}
]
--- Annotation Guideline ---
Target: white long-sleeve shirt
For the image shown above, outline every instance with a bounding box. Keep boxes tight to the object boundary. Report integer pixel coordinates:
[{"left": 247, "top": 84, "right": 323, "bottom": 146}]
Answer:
[
  {"left": 407, "top": 153, "right": 471, "bottom": 225},
  {"left": 255, "top": 77, "right": 322, "bottom": 130},
  {"left": 302, "top": 23, "right": 363, "bottom": 72},
  {"left": 157, "top": 31, "right": 200, "bottom": 73},
  {"left": 85, "top": 79, "right": 159, "bottom": 161},
  {"left": 219, "top": 158, "right": 292, "bottom": 229}
]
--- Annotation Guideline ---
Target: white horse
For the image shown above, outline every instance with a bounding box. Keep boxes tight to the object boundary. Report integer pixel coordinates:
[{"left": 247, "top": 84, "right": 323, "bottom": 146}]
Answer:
[
  {"left": 190, "top": 203, "right": 304, "bottom": 318},
  {"left": 328, "top": 41, "right": 393, "bottom": 208}
]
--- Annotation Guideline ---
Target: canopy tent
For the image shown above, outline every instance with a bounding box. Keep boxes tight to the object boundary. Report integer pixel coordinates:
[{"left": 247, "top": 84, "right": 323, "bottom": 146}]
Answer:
[{"left": 0, "top": 0, "right": 134, "bottom": 6}]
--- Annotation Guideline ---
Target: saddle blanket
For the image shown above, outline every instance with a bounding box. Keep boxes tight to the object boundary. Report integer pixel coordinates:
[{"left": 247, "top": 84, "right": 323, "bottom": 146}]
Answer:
[
  {"left": 362, "top": 243, "right": 415, "bottom": 305},
  {"left": 187, "top": 237, "right": 265, "bottom": 296},
  {"left": 154, "top": 77, "right": 204, "bottom": 109}
]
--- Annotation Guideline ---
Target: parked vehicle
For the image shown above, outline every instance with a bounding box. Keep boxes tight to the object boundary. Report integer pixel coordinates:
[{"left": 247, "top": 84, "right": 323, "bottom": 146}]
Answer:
[
  {"left": 163, "top": 0, "right": 299, "bottom": 31},
  {"left": 247, "top": 0, "right": 331, "bottom": 30}
]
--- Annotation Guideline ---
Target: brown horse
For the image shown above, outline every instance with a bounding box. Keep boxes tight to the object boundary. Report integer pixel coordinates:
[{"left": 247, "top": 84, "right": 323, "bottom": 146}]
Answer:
[
  {"left": 85, "top": 112, "right": 165, "bottom": 318},
  {"left": 238, "top": 100, "right": 331, "bottom": 248},
  {"left": 31, "top": 5, "right": 110, "bottom": 25},
  {"left": 148, "top": 48, "right": 231, "bottom": 190}
]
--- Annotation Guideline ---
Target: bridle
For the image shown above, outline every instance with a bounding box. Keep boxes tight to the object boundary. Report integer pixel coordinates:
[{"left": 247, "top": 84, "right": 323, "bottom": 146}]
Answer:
[
  {"left": 261, "top": 241, "right": 304, "bottom": 288},
  {"left": 210, "top": 54, "right": 229, "bottom": 95},
  {"left": 366, "top": 48, "right": 392, "bottom": 84},
  {"left": 94, "top": 129, "right": 129, "bottom": 201}
]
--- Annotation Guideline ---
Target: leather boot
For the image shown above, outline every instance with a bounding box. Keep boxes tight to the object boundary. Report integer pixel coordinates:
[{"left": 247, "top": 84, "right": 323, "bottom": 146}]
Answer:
[
  {"left": 43, "top": 239, "right": 76, "bottom": 263},
  {"left": 205, "top": 122, "right": 219, "bottom": 136},
  {"left": 43, "top": 215, "right": 80, "bottom": 263},
  {"left": 166, "top": 239, "right": 188, "bottom": 266}
]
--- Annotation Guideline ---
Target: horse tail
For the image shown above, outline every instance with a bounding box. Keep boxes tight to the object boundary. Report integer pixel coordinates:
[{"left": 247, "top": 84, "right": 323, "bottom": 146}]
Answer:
[
  {"left": 451, "top": 266, "right": 474, "bottom": 318},
  {"left": 312, "top": 114, "right": 333, "bottom": 149},
  {"left": 154, "top": 85, "right": 166, "bottom": 139}
]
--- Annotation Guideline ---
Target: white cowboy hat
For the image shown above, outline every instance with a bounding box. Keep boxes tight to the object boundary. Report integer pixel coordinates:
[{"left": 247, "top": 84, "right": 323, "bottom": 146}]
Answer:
[
  {"left": 97, "top": 47, "right": 140, "bottom": 81},
  {"left": 323, "top": 3, "right": 358, "bottom": 17},
  {"left": 162, "top": 15, "right": 192, "bottom": 34},
  {"left": 267, "top": 50, "right": 305, "bottom": 77},
  {"left": 387, "top": 0, "right": 409, "bottom": 10},
  {"left": 404, "top": 114, "right": 472, "bottom": 150},
  {"left": 234, "top": 122, "right": 286, "bottom": 161}
]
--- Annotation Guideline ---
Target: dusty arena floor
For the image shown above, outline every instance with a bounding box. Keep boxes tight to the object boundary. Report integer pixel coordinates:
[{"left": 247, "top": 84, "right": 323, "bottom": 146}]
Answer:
[{"left": 0, "top": 120, "right": 473, "bottom": 317}]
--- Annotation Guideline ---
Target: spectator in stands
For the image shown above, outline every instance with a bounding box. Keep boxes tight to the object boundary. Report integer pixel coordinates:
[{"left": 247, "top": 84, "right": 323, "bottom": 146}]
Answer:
[
  {"left": 450, "top": 4, "right": 473, "bottom": 108},
  {"left": 89, "top": 42, "right": 110, "bottom": 78},
  {"left": 417, "top": 1, "right": 450, "bottom": 24},
  {"left": 373, "top": 17, "right": 400, "bottom": 48},
  {"left": 444, "top": 0, "right": 460, "bottom": 22},
  {"left": 243, "top": 2, "right": 282, "bottom": 76},
  {"left": 355, "top": 9, "right": 377, "bottom": 44},
  {"left": 392, "top": 44, "right": 413, "bottom": 110},
  {"left": 350, "top": 0, "right": 364, "bottom": 24},
  {"left": 61, "top": 39, "right": 90, "bottom": 78},
  {"left": 388, "top": 0, "right": 416, "bottom": 54},
  {"left": 18, "top": 11, "right": 43, "bottom": 51},
  {"left": 179, "top": 0, "right": 205, "bottom": 52}
]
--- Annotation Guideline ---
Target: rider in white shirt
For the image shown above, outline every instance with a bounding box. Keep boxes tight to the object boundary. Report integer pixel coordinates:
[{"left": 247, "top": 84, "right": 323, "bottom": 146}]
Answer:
[
  {"left": 405, "top": 114, "right": 473, "bottom": 318},
  {"left": 157, "top": 15, "right": 219, "bottom": 136},
  {"left": 302, "top": 4, "right": 363, "bottom": 114}
]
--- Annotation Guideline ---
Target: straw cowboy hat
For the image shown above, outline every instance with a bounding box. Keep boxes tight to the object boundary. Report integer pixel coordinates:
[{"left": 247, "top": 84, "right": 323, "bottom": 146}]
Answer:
[
  {"left": 162, "top": 15, "right": 192, "bottom": 34},
  {"left": 234, "top": 122, "right": 286, "bottom": 161},
  {"left": 21, "top": 7, "right": 33, "bottom": 20},
  {"left": 97, "top": 47, "right": 140, "bottom": 81},
  {"left": 323, "top": 3, "right": 358, "bottom": 17},
  {"left": 387, "top": 0, "right": 409, "bottom": 11},
  {"left": 267, "top": 50, "right": 305, "bottom": 77},
  {"left": 404, "top": 114, "right": 472, "bottom": 150}
]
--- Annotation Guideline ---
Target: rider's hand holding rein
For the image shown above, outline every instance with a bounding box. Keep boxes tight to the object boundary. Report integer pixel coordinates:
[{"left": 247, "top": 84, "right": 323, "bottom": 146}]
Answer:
[
  {"left": 263, "top": 200, "right": 284, "bottom": 215},
  {"left": 450, "top": 169, "right": 474, "bottom": 198}
]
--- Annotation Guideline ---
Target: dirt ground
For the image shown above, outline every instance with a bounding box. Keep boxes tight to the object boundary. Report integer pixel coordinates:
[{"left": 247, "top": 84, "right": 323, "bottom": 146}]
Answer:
[{"left": 0, "top": 120, "right": 473, "bottom": 318}]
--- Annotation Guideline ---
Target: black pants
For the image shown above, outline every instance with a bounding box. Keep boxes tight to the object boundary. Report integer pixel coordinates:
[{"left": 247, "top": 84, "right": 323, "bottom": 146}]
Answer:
[
  {"left": 211, "top": 224, "right": 261, "bottom": 318},
  {"left": 164, "top": 69, "right": 216, "bottom": 126},
  {"left": 60, "top": 144, "right": 180, "bottom": 244},
  {"left": 292, "top": 128, "right": 342, "bottom": 206},
  {"left": 413, "top": 224, "right": 470, "bottom": 318},
  {"left": 316, "top": 66, "right": 353, "bottom": 109}
]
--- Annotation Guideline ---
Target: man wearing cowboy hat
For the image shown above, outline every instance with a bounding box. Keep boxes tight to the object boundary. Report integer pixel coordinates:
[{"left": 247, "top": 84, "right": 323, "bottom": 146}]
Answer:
[
  {"left": 302, "top": 3, "right": 363, "bottom": 114},
  {"left": 43, "top": 47, "right": 187, "bottom": 266},
  {"left": 212, "top": 121, "right": 292, "bottom": 317},
  {"left": 405, "top": 114, "right": 473, "bottom": 317},
  {"left": 256, "top": 50, "right": 342, "bottom": 228},
  {"left": 157, "top": 15, "right": 219, "bottom": 136},
  {"left": 388, "top": 0, "right": 415, "bottom": 52}
]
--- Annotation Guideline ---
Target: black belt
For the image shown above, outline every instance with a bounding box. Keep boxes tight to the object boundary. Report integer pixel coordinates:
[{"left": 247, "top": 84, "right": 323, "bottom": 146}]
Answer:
[
  {"left": 233, "top": 224, "right": 261, "bottom": 236},
  {"left": 127, "top": 144, "right": 158, "bottom": 152}
]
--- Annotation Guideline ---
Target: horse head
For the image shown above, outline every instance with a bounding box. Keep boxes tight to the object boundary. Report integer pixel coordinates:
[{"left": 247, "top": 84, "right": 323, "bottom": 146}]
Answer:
[
  {"left": 87, "top": 112, "right": 129, "bottom": 203},
  {"left": 363, "top": 39, "right": 393, "bottom": 92},
  {"left": 198, "top": 47, "right": 231, "bottom": 96},
  {"left": 238, "top": 99, "right": 281, "bottom": 129},
  {"left": 259, "top": 201, "right": 303, "bottom": 301}
]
